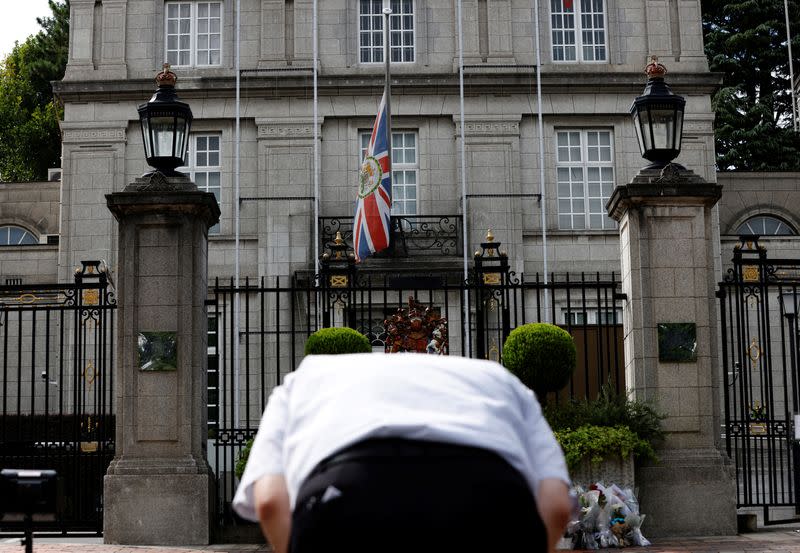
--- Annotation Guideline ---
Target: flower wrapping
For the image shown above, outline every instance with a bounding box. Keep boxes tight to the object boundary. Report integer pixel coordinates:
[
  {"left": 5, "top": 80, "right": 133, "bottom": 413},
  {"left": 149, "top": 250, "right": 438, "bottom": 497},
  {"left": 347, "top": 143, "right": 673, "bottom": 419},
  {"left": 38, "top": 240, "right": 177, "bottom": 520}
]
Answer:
[{"left": 566, "top": 482, "right": 651, "bottom": 549}]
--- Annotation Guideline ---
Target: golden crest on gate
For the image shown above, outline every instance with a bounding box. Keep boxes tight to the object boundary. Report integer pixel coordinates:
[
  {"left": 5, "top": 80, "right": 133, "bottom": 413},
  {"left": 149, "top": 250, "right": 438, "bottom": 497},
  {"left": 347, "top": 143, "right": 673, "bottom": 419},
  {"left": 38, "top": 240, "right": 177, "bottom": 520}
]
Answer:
[
  {"left": 82, "top": 289, "right": 99, "bottom": 305},
  {"left": 742, "top": 266, "right": 759, "bottom": 282}
]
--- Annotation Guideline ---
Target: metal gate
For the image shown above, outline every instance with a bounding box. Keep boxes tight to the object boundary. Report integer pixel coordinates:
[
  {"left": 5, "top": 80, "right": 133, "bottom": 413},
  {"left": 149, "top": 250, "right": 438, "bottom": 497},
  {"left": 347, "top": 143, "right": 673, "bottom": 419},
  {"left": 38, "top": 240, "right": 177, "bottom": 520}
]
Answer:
[
  {"left": 718, "top": 237, "right": 800, "bottom": 525},
  {"left": 0, "top": 261, "right": 116, "bottom": 535},
  {"left": 209, "top": 267, "right": 625, "bottom": 529}
]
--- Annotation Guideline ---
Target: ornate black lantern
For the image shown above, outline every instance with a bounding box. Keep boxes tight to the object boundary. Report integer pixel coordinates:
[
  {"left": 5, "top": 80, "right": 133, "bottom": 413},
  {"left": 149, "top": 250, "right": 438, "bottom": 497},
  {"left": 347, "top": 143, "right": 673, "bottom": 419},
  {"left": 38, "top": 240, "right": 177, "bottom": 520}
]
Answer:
[
  {"left": 320, "top": 231, "right": 357, "bottom": 289},
  {"left": 138, "top": 63, "right": 193, "bottom": 176},
  {"left": 630, "top": 56, "right": 686, "bottom": 167},
  {"left": 473, "top": 229, "right": 509, "bottom": 285}
]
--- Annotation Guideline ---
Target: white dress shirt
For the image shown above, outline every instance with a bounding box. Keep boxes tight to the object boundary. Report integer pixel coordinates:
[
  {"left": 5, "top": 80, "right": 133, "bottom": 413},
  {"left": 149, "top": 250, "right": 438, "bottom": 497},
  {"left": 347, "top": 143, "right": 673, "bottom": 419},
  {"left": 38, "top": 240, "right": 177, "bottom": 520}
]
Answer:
[{"left": 232, "top": 352, "right": 569, "bottom": 521}]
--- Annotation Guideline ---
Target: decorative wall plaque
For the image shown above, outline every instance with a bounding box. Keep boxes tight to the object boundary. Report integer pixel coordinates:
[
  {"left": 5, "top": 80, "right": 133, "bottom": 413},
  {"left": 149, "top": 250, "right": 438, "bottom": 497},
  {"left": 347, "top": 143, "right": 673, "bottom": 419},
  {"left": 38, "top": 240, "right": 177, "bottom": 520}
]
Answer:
[
  {"left": 657, "top": 323, "right": 697, "bottom": 362},
  {"left": 138, "top": 331, "right": 178, "bottom": 371}
]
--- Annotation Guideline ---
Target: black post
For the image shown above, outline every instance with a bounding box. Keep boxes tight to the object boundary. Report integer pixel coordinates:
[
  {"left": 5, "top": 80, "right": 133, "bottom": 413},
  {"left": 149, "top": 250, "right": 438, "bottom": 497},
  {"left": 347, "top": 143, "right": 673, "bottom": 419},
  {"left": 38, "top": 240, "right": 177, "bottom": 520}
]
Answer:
[
  {"left": 788, "top": 317, "right": 800, "bottom": 515},
  {"left": 23, "top": 513, "right": 32, "bottom": 553}
]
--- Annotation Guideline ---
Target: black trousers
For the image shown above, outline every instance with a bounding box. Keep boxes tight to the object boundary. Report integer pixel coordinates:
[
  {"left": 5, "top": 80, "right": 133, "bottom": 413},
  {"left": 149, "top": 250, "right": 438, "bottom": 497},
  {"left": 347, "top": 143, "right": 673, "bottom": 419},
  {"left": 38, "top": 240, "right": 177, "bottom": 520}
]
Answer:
[{"left": 290, "top": 438, "right": 547, "bottom": 552}]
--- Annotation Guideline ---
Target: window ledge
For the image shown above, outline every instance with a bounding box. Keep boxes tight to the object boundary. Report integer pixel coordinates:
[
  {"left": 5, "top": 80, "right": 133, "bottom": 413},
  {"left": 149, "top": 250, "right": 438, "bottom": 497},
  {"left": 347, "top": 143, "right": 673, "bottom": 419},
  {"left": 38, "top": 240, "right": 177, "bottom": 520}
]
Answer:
[{"left": 524, "top": 229, "right": 619, "bottom": 237}]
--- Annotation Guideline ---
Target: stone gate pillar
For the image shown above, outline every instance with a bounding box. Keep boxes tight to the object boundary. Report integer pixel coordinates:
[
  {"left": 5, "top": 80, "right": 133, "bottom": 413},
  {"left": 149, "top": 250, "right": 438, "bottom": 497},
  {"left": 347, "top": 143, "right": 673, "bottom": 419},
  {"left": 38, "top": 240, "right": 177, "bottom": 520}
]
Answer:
[
  {"left": 103, "top": 173, "right": 220, "bottom": 544},
  {"left": 606, "top": 163, "right": 737, "bottom": 536}
]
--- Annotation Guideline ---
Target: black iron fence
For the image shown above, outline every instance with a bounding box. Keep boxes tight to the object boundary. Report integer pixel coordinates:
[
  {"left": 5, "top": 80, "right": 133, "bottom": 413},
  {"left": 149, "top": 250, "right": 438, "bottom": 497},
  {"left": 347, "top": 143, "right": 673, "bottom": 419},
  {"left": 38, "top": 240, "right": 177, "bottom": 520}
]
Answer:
[
  {"left": 0, "top": 260, "right": 626, "bottom": 536},
  {"left": 718, "top": 237, "right": 800, "bottom": 524},
  {"left": 208, "top": 269, "right": 625, "bottom": 527},
  {"left": 0, "top": 262, "right": 116, "bottom": 535}
]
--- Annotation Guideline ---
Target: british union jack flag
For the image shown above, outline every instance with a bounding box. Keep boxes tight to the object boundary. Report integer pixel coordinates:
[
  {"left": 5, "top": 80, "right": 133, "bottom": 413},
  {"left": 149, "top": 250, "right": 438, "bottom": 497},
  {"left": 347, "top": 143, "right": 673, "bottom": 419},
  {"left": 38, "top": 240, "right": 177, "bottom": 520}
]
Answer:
[{"left": 354, "top": 90, "right": 392, "bottom": 262}]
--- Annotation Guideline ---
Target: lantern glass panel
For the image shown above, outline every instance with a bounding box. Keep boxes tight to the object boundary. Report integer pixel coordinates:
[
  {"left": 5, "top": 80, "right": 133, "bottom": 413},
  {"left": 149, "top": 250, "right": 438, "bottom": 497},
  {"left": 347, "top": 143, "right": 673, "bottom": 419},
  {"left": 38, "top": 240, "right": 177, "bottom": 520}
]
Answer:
[
  {"left": 150, "top": 116, "right": 176, "bottom": 158},
  {"left": 140, "top": 116, "right": 152, "bottom": 159},
  {"left": 632, "top": 109, "right": 645, "bottom": 155},
  {"left": 636, "top": 106, "right": 654, "bottom": 151},
  {"left": 175, "top": 121, "right": 188, "bottom": 163},
  {"left": 674, "top": 109, "right": 684, "bottom": 152},
  {"left": 649, "top": 107, "right": 676, "bottom": 150},
  {"left": 782, "top": 292, "right": 798, "bottom": 317}
]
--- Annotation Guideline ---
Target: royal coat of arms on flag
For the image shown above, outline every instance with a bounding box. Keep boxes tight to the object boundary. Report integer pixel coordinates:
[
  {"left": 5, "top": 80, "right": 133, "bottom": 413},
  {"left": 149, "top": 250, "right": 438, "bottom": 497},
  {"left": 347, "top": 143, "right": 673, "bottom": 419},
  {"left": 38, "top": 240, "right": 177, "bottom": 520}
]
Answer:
[{"left": 354, "top": 91, "right": 392, "bottom": 262}]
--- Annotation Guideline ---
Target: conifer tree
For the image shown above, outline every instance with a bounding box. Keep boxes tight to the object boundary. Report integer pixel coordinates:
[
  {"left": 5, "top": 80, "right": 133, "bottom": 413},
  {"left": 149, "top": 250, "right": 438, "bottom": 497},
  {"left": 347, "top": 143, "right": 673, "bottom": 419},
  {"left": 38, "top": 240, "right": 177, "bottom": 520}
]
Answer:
[{"left": 702, "top": 0, "right": 800, "bottom": 170}]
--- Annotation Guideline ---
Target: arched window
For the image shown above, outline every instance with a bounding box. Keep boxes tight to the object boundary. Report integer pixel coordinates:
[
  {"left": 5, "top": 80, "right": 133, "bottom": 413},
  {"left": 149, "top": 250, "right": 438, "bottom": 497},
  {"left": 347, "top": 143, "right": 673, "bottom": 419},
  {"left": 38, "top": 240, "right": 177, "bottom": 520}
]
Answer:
[
  {"left": 0, "top": 226, "right": 38, "bottom": 245},
  {"left": 735, "top": 216, "right": 797, "bottom": 236}
]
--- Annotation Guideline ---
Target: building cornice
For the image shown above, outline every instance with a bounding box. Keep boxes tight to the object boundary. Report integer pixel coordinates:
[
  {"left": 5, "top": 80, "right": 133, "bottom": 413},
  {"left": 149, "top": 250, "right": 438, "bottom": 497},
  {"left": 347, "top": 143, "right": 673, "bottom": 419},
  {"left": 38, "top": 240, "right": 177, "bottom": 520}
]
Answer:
[{"left": 53, "top": 71, "right": 723, "bottom": 104}]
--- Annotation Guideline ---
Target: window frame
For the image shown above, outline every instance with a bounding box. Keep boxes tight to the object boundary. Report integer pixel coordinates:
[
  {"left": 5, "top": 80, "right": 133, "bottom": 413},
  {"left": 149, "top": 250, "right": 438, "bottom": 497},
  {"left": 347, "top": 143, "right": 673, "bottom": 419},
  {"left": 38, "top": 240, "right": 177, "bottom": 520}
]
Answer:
[
  {"left": 181, "top": 133, "right": 223, "bottom": 234},
  {"left": 562, "top": 307, "right": 621, "bottom": 325},
  {"left": 550, "top": 0, "right": 608, "bottom": 63},
  {"left": 0, "top": 225, "right": 39, "bottom": 246},
  {"left": 735, "top": 215, "right": 797, "bottom": 237},
  {"left": 358, "top": 0, "right": 416, "bottom": 65},
  {"left": 360, "top": 129, "right": 419, "bottom": 216},
  {"left": 555, "top": 128, "right": 616, "bottom": 231},
  {"left": 165, "top": 1, "right": 223, "bottom": 68}
]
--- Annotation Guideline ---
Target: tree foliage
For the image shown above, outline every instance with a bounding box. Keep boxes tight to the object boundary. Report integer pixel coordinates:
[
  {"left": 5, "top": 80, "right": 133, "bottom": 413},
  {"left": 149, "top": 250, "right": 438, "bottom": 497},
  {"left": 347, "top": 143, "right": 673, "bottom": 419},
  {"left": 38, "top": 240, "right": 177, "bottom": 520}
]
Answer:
[
  {"left": 0, "top": 1, "right": 69, "bottom": 182},
  {"left": 702, "top": 0, "right": 800, "bottom": 170}
]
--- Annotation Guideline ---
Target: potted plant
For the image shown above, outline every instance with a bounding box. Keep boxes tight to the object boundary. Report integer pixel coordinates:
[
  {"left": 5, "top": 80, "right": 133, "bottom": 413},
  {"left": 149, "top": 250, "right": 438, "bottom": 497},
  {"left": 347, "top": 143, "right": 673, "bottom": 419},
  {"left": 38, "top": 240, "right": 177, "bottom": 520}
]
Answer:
[{"left": 544, "top": 385, "right": 665, "bottom": 489}]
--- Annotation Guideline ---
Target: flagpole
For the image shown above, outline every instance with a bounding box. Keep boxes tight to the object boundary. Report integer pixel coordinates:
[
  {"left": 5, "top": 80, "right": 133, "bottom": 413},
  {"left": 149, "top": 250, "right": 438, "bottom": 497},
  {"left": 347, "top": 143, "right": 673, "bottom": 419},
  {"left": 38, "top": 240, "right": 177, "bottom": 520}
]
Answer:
[
  {"left": 313, "top": 0, "right": 320, "bottom": 274},
  {"left": 784, "top": 0, "right": 798, "bottom": 131},
  {"left": 383, "top": 7, "right": 393, "bottom": 157},
  {"left": 533, "top": 0, "right": 550, "bottom": 322},
  {"left": 456, "top": 0, "right": 472, "bottom": 356}
]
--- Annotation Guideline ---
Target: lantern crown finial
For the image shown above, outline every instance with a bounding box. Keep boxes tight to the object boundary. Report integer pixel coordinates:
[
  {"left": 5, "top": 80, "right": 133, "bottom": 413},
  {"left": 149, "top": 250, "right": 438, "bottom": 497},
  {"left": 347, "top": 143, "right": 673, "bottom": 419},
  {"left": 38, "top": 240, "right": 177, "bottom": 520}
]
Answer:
[
  {"left": 156, "top": 63, "right": 177, "bottom": 88},
  {"left": 645, "top": 56, "right": 667, "bottom": 80}
]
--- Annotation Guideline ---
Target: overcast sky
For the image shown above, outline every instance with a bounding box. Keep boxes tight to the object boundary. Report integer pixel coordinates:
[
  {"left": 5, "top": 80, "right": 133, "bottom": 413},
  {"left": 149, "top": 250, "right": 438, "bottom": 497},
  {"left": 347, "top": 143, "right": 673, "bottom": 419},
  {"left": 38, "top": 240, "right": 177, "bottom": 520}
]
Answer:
[{"left": 0, "top": 0, "right": 55, "bottom": 61}]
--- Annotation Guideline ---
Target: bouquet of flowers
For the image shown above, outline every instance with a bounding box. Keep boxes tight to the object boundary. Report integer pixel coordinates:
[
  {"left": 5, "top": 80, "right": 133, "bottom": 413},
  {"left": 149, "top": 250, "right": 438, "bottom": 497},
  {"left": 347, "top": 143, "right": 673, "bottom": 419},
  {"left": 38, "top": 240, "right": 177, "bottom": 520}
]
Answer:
[{"left": 566, "top": 482, "right": 651, "bottom": 549}]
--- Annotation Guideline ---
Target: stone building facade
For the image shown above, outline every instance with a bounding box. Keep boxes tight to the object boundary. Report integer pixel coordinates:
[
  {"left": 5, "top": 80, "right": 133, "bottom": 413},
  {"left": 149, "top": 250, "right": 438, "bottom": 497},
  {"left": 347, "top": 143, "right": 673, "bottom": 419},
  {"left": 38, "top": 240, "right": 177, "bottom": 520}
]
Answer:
[{"left": 52, "top": 0, "right": 719, "bottom": 289}]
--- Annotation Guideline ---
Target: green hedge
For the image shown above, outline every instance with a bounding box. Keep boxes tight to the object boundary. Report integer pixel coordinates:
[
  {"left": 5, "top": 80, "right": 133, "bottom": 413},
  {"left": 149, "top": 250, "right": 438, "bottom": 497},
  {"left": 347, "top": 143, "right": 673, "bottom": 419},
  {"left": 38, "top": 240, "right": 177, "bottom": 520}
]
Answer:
[
  {"left": 304, "top": 327, "right": 371, "bottom": 355},
  {"left": 544, "top": 383, "right": 665, "bottom": 448},
  {"left": 554, "top": 424, "right": 656, "bottom": 470},
  {"left": 502, "top": 323, "right": 576, "bottom": 398}
]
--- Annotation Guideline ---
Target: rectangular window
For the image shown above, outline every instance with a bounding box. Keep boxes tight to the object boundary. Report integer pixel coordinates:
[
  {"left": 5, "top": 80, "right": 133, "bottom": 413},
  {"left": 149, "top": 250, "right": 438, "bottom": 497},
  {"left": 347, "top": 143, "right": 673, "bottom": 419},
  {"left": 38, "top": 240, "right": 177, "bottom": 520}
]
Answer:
[
  {"left": 166, "top": 2, "right": 222, "bottom": 67},
  {"left": 556, "top": 130, "right": 615, "bottom": 230},
  {"left": 551, "top": 0, "right": 606, "bottom": 62},
  {"left": 562, "top": 308, "right": 621, "bottom": 325},
  {"left": 360, "top": 130, "right": 418, "bottom": 215},
  {"left": 359, "top": 0, "right": 415, "bottom": 64},
  {"left": 182, "top": 134, "right": 222, "bottom": 234}
]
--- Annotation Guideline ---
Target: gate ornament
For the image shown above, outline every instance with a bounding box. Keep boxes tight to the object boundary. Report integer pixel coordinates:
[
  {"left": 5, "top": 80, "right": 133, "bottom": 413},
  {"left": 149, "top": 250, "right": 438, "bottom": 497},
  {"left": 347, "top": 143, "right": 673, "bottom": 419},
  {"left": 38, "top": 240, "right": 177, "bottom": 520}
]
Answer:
[
  {"left": 748, "top": 338, "right": 761, "bottom": 369},
  {"left": 383, "top": 296, "right": 448, "bottom": 354}
]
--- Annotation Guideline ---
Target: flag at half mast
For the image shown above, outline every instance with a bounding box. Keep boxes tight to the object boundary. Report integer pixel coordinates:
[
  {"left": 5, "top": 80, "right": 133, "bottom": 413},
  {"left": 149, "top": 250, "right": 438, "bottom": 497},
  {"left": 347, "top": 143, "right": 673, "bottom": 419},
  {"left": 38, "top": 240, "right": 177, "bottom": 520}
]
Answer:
[{"left": 354, "top": 89, "right": 392, "bottom": 262}]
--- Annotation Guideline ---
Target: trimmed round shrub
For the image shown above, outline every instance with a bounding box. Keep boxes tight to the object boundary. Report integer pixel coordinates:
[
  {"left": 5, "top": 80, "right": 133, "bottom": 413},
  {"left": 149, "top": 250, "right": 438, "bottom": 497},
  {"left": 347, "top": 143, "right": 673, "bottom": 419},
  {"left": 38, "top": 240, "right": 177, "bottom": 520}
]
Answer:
[
  {"left": 304, "top": 327, "right": 371, "bottom": 355},
  {"left": 502, "top": 322, "right": 576, "bottom": 398}
]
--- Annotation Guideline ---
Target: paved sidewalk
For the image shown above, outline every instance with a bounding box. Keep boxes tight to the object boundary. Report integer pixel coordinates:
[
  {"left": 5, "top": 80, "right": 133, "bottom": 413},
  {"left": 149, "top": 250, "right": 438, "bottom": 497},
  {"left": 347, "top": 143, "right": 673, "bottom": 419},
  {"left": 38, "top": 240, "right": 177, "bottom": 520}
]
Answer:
[{"left": 0, "top": 527, "right": 799, "bottom": 552}]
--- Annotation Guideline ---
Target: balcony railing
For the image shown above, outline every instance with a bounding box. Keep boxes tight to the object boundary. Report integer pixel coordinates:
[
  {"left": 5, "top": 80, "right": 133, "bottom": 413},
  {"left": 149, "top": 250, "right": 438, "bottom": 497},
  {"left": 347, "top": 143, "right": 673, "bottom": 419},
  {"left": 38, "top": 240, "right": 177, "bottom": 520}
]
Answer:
[{"left": 319, "top": 215, "right": 463, "bottom": 258}]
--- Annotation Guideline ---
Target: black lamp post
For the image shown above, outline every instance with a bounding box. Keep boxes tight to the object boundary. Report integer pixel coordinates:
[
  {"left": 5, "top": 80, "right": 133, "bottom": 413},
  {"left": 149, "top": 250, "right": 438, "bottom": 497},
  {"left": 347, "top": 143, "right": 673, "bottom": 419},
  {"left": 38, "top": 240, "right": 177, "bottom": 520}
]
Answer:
[
  {"left": 781, "top": 290, "right": 800, "bottom": 515},
  {"left": 781, "top": 291, "right": 799, "bottom": 406},
  {"left": 138, "top": 63, "right": 193, "bottom": 176},
  {"left": 630, "top": 56, "right": 686, "bottom": 168}
]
